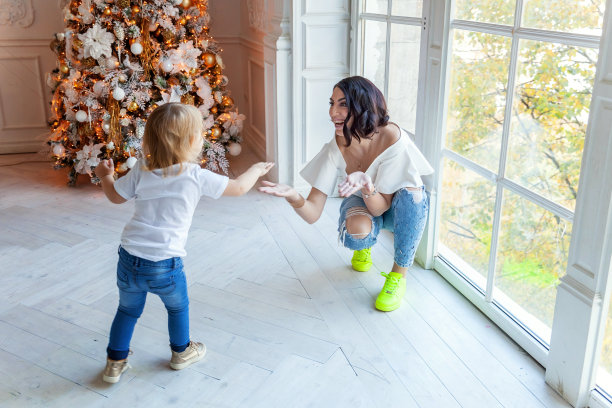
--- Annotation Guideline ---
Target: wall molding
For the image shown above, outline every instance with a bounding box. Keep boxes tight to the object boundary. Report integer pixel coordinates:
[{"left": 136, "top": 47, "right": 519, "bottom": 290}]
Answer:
[{"left": 0, "top": 0, "right": 35, "bottom": 28}]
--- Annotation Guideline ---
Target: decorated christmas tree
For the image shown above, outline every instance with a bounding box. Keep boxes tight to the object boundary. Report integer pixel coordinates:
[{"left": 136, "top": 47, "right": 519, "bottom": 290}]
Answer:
[{"left": 47, "top": 0, "right": 244, "bottom": 185}]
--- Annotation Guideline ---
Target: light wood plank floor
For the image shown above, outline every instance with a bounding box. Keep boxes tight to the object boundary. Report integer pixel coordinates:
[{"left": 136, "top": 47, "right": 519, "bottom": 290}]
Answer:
[{"left": 0, "top": 151, "right": 572, "bottom": 408}]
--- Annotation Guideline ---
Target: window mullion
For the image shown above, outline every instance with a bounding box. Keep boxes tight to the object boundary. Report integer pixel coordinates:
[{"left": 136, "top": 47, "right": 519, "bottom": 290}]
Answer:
[
  {"left": 383, "top": 2, "right": 392, "bottom": 98},
  {"left": 484, "top": 0, "right": 524, "bottom": 303}
]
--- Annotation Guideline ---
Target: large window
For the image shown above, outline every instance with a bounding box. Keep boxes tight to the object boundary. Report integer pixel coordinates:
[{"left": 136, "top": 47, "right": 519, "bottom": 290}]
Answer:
[
  {"left": 356, "top": 0, "right": 426, "bottom": 135},
  {"left": 438, "top": 0, "right": 603, "bottom": 348}
]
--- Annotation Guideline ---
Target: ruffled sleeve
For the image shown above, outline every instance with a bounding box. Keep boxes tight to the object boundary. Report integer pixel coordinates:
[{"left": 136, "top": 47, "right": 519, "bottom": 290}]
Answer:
[
  {"left": 372, "top": 134, "right": 434, "bottom": 194},
  {"left": 299, "top": 140, "right": 341, "bottom": 197}
]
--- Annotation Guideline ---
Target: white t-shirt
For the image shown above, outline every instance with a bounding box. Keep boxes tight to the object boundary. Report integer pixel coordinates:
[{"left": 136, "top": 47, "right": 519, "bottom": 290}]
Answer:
[
  {"left": 300, "top": 127, "right": 434, "bottom": 197},
  {"left": 114, "top": 160, "right": 229, "bottom": 261}
]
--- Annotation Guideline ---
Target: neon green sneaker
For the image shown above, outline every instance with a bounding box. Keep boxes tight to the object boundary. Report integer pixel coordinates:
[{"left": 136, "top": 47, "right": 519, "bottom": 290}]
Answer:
[
  {"left": 375, "top": 272, "right": 406, "bottom": 312},
  {"left": 351, "top": 248, "right": 372, "bottom": 272}
]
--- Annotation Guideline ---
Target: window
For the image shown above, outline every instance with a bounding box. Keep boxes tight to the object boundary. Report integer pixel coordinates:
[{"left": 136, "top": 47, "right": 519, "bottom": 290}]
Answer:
[
  {"left": 437, "top": 0, "right": 603, "bottom": 349},
  {"left": 356, "top": 0, "right": 426, "bottom": 135}
]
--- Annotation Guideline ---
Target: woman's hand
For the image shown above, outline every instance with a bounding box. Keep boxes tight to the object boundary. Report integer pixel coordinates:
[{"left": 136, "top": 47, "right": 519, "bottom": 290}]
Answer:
[
  {"left": 95, "top": 159, "right": 114, "bottom": 178},
  {"left": 338, "top": 171, "right": 374, "bottom": 197},
  {"left": 258, "top": 180, "right": 297, "bottom": 198}
]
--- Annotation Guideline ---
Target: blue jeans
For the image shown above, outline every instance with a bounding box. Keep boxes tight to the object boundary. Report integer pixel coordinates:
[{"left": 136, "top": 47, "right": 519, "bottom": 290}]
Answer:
[
  {"left": 338, "top": 187, "right": 429, "bottom": 268},
  {"left": 107, "top": 247, "right": 190, "bottom": 360}
]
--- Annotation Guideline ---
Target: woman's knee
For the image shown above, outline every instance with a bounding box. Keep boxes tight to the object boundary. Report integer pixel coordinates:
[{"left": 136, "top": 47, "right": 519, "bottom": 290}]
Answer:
[{"left": 346, "top": 213, "right": 372, "bottom": 237}]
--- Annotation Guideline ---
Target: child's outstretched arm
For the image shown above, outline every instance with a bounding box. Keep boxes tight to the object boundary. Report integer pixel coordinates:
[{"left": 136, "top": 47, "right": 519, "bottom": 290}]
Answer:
[
  {"left": 223, "top": 162, "right": 275, "bottom": 196},
  {"left": 95, "top": 159, "right": 127, "bottom": 204}
]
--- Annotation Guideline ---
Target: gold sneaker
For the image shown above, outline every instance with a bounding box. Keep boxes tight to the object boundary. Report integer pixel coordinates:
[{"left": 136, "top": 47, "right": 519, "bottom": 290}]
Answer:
[
  {"left": 170, "top": 341, "right": 206, "bottom": 370},
  {"left": 102, "top": 358, "right": 131, "bottom": 383}
]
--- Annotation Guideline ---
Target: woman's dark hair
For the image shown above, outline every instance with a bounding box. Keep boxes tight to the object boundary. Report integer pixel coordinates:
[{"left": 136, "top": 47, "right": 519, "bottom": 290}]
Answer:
[{"left": 334, "top": 76, "right": 389, "bottom": 147}]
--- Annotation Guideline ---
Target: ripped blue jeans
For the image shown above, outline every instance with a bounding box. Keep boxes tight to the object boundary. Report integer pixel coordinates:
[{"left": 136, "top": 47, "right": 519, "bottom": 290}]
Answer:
[{"left": 338, "top": 186, "right": 429, "bottom": 268}]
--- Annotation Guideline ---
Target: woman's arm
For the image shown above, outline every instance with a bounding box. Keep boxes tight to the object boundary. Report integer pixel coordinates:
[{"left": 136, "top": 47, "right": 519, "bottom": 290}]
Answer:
[
  {"left": 360, "top": 187, "right": 392, "bottom": 217},
  {"left": 285, "top": 187, "right": 328, "bottom": 224},
  {"left": 259, "top": 182, "right": 328, "bottom": 224}
]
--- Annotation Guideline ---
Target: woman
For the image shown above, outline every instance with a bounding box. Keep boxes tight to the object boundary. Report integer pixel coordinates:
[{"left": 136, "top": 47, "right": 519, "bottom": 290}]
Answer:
[{"left": 259, "top": 76, "right": 433, "bottom": 311}]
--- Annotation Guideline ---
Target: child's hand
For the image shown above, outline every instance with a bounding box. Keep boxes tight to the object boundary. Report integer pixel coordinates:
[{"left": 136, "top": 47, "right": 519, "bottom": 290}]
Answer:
[
  {"left": 96, "top": 159, "right": 115, "bottom": 178},
  {"left": 258, "top": 181, "right": 296, "bottom": 198},
  {"left": 338, "top": 171, "right": 374, "bottom": 197},
  {"left": 251, "top": 162, "right": 275, "bottom": 177}
]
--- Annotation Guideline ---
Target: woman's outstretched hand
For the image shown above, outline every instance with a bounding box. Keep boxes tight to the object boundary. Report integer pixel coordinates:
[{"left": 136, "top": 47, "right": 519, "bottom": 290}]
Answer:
[
  {"left": 258, "top": 180, "right": 297, "bottom": 198},
  {"left": 338, "top": 171, "right": 374, "bottom": 197}
]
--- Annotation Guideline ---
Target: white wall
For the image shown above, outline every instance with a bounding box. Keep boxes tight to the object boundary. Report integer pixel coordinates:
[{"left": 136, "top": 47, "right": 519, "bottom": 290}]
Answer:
[
  {"left": 0, "top": 0, "right": 64, "bottom": 153},
  {"left": 209, "top": 0, "right": 267, "bottom": 161}
]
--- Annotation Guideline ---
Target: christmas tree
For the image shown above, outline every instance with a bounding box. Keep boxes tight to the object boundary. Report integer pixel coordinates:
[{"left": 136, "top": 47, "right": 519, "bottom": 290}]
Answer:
[{"left": 47, "top": 0, "right": 244, "bottom": 185}]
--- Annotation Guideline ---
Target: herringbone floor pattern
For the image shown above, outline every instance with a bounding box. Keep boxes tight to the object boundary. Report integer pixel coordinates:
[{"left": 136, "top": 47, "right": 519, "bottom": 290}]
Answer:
[{"left": 0, "top": 152, "right": 570, "bottom": 407}]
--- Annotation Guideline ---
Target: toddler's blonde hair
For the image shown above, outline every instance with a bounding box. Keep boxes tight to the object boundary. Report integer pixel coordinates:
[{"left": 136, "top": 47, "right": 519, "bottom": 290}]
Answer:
[{"left": 143, "top": 103, "right": 203, "bottom": 175}]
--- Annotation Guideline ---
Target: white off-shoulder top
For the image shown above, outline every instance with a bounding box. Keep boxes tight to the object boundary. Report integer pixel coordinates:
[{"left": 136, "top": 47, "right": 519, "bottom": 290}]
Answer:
[{"left": 300, "top": 127, "right": 434, "bottom": 197}]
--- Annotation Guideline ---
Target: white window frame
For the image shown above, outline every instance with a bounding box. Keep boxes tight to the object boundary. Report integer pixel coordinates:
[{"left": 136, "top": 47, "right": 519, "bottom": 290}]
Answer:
[
  {"left": 351, "top": 1, "right": 612, "bottom": 407},
  {"left": 350, "top": 0, "right": 431, "bottom": 142}
]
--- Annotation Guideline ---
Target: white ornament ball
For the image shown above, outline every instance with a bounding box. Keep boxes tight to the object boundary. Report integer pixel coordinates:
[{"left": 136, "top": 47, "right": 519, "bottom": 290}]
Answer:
[
  {"left": 52, "top": 144, "right": 65, "bottom": 156},
  {"left": 102, "top": 123, "right": 111, "bottom": 133},
  {"left": 126, "top": 156, "right": 138, "bottom": 169},
  {"left": 148, "top": 22, "right": 158, "bottom": 31},
  {"left": 112, "top": 87, "right": 125, "bottom": 101},
  {"left": 227, "top": 142, "right": 242, "bottom": 156},
  {"left": 130, "top": 42, "right": 143, "bottom": 55},
  {"left": 56, "top": 32, "right": 65, "bottom": 41},
  {"left": 118, "top": 73, "right": 128, "bottom": 83},
  {"left": 93, "top": 81, "right": 106, "bottom": 95},
  {"left": 75, "top": 110, "right": 88, "bottom": 122},
  {"left": 161, "top": 60, "right": 174, "bottom": 73},
  {"left": 106, "top": 141, "right": 115, "bottom": 150},
  {"left": 106, "top": 57, "right": 119, "bottom": 69}
]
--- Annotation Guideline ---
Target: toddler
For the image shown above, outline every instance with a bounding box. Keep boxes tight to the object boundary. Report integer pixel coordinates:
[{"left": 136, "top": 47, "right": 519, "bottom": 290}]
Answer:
[{"left": 95, "top": 102, "right": 273, "bottom": 383}]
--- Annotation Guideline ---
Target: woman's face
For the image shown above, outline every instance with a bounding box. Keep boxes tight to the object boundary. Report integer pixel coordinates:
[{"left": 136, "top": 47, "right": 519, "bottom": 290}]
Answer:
[{"left": 329, "top": 87, "right": 349, "bottom": 136}]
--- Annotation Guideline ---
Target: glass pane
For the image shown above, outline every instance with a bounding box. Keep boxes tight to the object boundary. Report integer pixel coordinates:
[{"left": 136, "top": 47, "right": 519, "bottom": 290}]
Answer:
[
  {"left": 493, "top": 189, "right": 571, "bottom": 342},
  {"left": 507, "top": 40, "right": 597, "bottom": 211},
  {"left": 363, "top": 20, "right": 387, "bottom": 94},
  {"left": 392, "top": 0, "right": 422, "bottom": 17},
  {"left": 445, "top": 29, "right": 512, "bottom": 172},
  {"left": 454, "top": 0, "right": 516, "bottom": 25},
  {"left": 388, "top": 24, "right": 421, "bottom": 134},
  {"left": 364, "top": 0, "right": 388, "bottom": 14},
  {"left": 522, "top": 0, "right": 606, "bottom": 36},
  {"left": 439, "top": 159, "right": 496, "bottom": 287}
]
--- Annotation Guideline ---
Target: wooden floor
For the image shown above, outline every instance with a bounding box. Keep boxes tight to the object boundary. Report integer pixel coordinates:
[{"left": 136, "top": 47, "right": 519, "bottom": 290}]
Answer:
[{"left": 0, "top": 151, "right": 572, "bottom": 408}]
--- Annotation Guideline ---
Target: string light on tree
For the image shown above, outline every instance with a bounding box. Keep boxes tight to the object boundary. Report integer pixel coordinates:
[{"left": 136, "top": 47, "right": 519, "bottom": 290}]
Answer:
[{"left": 47, "top": 0, "right": 244, "bottom": 186}]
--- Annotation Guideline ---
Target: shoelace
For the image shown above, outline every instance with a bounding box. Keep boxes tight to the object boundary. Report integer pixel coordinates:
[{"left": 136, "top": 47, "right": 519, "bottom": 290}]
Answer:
[
  {"left": 355, "top": 248, "right": 371, "bottom": 262},
  {"left": 380, "top": 272, "right": 400, "bottom": 294}
]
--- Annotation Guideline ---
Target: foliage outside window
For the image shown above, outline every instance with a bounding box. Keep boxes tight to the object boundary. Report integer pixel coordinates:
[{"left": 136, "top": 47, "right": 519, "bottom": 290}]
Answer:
[{"left": 439, "top": 0, "right": 602, "bottom": 351}]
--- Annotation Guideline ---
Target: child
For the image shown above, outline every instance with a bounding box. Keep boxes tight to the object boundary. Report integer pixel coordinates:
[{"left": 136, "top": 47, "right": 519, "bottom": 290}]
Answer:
[{"left": 95, "top": 103, "right": 274, "bottom": 383}]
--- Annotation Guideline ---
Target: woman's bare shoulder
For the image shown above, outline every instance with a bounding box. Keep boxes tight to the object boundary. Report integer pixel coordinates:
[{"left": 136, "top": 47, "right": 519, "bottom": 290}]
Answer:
[{"left": 377, "top": 123, "right": 401, "bottom": 149}]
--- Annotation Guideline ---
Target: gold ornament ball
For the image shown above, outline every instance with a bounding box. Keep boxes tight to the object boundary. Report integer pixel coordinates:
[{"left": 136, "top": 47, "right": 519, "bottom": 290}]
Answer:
[
  {"left": 181, "top": 94, "right": 195, "bottom": 105},
  {"left": 210, "top": 126, "right": 222, "bottom": 140},
  {"left": 116, "top": 0, "right": 130, "bottom": 9},
  {"left": 179, "top": 18, "right": 187, "bottom": 25},
  {"left": 210, "top": 106, "right": 218, "bottom": 114},
  {"left": 127, "top": 101, "right": 139, "bottom": 112},
  {"left": 131, "top": 5, "right": 140, "bottom": 13},
  {"left": 181, "top": 0, "right": 192, "bottom": 8},
  {"left": 103, "top": 6, "right": 111, "bottom": 15},
  {"left": 202, "top": 52, "right": 216, "bottom": 68},
  {"left": 162, "top": 29, "right": 174, "bottom": 43},
  {"left": 221, "top": 96, "right": 234, "bottom": 108},
  {"left": 60, "top": 64, "right": 70, "bottom": 74}
]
